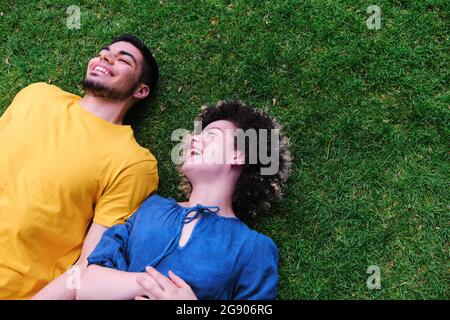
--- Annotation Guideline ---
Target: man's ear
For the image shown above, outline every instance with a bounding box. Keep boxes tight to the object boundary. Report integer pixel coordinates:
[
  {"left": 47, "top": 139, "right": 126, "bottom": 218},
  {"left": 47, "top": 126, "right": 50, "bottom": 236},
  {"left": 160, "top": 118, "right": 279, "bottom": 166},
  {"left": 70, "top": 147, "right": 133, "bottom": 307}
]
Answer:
[
  {"left": 232, "top": 150, "right": 245, "bottom": 166},
  {"left": 133, "top": 83, "right": 150, "bottom": 100}
]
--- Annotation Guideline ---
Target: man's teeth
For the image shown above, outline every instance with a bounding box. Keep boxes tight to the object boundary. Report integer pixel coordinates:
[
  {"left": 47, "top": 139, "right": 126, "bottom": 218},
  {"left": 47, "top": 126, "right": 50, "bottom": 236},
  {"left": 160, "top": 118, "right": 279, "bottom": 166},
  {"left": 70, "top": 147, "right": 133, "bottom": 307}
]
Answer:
[{"left": 94, "top": 66, "right": 110, "bottom": 75}]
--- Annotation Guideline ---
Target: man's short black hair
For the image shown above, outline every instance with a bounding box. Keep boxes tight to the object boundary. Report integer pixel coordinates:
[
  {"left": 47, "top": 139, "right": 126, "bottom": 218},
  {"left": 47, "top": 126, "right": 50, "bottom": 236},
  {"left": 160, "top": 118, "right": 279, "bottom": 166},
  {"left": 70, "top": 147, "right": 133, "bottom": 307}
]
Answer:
[{"left": 111, "top": 34, "right": 159, "bottom": 96}]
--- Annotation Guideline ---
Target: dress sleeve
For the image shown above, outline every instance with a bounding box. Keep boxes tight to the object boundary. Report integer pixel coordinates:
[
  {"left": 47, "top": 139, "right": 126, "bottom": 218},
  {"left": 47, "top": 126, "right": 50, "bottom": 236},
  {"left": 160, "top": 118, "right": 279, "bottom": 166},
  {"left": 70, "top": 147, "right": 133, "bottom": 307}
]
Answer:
[
  {"left": 232, "top": 234, "right": 279, "bottom": 300},
  {"left": 87, "top": 212, "right": 138, "bottom": 271}
]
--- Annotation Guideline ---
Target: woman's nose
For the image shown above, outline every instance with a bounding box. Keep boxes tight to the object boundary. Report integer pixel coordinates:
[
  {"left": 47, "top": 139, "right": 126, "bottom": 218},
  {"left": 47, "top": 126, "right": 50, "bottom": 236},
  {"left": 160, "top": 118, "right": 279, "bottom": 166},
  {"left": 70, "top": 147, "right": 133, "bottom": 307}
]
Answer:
[
  {"left": 190, "top": 134, "right": 204, "bottom": 149},
  {"left": 191, "top": 134, "right": 201, "bottom": 143}
]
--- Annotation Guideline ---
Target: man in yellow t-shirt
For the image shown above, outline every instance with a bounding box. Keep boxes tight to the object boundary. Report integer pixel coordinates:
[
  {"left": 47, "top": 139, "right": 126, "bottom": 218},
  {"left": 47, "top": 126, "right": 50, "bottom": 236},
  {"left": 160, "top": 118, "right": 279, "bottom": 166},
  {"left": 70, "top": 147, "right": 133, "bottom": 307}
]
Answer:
[{"left": 0, "top": 34, "right": 159, "bottom": 299}]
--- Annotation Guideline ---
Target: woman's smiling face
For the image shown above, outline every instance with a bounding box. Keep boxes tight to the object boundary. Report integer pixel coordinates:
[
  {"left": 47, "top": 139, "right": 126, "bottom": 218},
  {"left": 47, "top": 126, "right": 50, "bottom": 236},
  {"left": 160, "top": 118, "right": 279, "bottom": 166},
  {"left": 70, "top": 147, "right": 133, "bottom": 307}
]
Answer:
[{"left": 182, "top": 120, "right": 244, "bottom": 179}]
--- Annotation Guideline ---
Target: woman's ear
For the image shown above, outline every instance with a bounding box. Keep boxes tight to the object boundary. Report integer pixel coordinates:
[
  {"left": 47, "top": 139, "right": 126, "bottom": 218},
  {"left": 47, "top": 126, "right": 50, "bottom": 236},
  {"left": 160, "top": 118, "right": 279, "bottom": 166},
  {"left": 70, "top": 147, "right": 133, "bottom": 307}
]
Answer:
[{"left": 133, "top": 83, "right": 150, "bottom": 100}]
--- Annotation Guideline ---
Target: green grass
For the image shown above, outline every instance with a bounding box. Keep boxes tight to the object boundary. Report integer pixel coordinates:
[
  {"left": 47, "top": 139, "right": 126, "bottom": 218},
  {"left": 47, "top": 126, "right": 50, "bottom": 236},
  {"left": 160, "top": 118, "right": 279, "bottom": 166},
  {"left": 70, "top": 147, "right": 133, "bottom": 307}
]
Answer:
[{"left": 0, "top": 0, "right": 448, "bottom": 299}]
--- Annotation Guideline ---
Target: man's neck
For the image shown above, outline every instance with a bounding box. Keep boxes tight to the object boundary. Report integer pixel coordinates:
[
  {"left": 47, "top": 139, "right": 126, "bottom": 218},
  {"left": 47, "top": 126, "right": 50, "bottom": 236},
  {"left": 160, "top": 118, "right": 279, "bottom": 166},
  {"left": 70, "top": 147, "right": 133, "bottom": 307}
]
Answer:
[{"left": 79, "top": 95, "right": 131, "bottom": 125}]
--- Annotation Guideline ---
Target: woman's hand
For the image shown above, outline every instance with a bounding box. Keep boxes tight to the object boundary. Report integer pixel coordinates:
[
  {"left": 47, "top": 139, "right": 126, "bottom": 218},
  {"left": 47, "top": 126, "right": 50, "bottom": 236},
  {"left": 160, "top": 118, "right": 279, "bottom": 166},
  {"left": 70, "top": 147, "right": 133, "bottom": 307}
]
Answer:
[{"left": 135, "top": 266, "right": 198, "bottom": 300}]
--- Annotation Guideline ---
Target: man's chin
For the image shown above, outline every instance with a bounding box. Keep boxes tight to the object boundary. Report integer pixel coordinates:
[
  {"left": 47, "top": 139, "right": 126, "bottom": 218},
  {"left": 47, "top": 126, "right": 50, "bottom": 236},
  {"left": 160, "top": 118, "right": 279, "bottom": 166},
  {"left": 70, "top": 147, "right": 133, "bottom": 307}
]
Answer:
[{"left": 82, "top": 78, "right": 134, "bottom": 100}]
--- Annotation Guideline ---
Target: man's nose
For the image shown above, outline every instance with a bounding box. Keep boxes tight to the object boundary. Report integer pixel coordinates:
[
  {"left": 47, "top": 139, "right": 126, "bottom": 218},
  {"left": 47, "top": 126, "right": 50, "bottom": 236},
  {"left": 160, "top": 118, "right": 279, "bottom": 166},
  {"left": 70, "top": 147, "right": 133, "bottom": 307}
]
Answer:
[{"left": 100, "top": 51, "right": 113, "bottom": 64}]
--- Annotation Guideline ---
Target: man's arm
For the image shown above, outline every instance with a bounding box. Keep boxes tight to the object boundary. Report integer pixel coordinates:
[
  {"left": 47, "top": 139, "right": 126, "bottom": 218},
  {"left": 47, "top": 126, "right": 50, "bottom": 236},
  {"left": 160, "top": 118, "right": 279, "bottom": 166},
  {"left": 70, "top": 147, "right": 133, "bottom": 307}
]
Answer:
[{"left": 32, "top": 223, "right": 107, "bottom": 300}]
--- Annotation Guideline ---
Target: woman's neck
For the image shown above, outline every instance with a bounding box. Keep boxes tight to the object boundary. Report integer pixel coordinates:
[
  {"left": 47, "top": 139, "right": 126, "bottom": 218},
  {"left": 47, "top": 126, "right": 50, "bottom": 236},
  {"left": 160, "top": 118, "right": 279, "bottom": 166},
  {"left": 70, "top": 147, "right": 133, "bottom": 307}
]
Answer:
[{"left": 187, "top": 183, "right": 236, "bottom": 218}]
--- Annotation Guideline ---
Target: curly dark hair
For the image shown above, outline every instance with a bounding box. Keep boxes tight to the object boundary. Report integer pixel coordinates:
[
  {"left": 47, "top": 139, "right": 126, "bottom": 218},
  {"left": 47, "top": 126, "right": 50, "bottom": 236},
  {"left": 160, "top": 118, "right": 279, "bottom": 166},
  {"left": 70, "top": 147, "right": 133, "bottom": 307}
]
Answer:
[{"left": 178, "top": 101, "right": 292, "bottom": 219}]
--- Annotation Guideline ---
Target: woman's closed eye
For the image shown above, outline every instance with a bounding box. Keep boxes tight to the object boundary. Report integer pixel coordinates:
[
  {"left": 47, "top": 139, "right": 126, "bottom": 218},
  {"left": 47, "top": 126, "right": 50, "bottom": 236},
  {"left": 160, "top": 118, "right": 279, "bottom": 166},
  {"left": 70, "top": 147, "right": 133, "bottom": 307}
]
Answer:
[
  {"left": 203, "top": 131, "right": 220, "bottom": 142},
  {"left": 206, "top": 128, "right": 222, "bottom": 136}
]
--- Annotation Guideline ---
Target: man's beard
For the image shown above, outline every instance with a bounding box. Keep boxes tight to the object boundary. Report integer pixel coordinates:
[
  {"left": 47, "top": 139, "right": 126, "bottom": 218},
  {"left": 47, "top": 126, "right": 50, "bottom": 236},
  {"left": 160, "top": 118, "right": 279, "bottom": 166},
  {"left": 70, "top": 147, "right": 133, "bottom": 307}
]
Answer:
[{"left": 82, "top": 78, "right": 139, "bottom": 100}]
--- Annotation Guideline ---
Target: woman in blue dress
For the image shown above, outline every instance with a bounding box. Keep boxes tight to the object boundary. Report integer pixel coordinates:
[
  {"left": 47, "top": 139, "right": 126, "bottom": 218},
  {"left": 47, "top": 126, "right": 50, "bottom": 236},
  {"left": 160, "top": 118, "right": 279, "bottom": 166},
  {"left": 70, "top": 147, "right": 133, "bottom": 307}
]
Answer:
[{"left": 76, "top": 101, "right": 292, "bottom": 300}]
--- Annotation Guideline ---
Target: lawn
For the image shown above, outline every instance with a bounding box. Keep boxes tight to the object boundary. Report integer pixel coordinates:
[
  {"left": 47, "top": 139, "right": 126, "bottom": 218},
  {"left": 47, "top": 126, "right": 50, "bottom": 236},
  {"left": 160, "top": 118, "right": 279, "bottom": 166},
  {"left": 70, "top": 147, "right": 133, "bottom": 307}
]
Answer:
[{"left": 0, "top": 0, "right": 448, "bottom": 299}]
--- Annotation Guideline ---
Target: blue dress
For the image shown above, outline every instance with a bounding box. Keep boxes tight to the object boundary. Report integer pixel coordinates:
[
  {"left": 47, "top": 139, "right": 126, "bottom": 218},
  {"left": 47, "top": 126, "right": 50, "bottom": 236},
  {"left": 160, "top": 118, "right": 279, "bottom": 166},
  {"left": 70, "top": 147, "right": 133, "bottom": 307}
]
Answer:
[{"left": 87, "top": 194, "right": 279, "bottom": 300}]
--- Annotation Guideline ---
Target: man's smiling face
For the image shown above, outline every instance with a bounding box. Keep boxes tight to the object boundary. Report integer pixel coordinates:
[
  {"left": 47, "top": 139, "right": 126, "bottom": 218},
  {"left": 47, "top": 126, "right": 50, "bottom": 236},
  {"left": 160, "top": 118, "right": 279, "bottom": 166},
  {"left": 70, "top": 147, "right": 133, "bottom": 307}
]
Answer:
[{"left": 83, "top": 41, "right": 146, "bottom": 100}]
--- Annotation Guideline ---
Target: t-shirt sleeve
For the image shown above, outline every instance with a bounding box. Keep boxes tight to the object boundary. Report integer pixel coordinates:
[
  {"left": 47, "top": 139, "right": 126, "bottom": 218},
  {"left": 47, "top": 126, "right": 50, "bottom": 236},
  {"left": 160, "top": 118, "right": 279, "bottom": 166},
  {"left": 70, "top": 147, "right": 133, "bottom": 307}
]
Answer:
[
  {"left": 0, "top": 83, "right": 34, "bottom": 131},
  {"left": 87, "top": 212, "right": 137, "bottom": 271},
  {"left": 0, "top": 105, "right": 13, "bottom": 133},
  {"left": 232, "top": 235, "right": 279, "bottom": 300},
  {"left": 93, "top": 159, "right": 158, "bottom": 227},
  {"left": 1, "top": 83, "right": 62, "bottom": 132}
]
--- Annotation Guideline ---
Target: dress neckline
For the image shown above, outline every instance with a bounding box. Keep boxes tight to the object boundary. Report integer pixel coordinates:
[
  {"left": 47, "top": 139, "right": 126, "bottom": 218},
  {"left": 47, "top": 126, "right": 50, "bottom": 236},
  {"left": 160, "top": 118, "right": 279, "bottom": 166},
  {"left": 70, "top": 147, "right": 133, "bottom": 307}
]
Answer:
[{"left": 168, "top": 197, "right": 241, "bottom": 221}]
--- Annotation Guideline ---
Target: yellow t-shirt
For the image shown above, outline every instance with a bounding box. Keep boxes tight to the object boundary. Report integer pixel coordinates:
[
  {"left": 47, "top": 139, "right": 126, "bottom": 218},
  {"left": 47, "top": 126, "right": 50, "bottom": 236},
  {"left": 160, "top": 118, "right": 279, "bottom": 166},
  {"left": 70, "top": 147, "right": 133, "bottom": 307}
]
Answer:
[{"left": 0, "top": 83, "right": 159, "bottom": 299}]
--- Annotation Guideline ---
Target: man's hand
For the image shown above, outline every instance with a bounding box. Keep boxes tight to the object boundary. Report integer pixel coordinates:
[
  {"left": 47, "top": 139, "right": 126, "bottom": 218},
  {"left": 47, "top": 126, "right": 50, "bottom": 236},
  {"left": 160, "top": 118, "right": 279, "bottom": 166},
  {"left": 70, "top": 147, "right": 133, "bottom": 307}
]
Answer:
[{"left": 135, "top": 266, "right": 197, "bottom": 300}]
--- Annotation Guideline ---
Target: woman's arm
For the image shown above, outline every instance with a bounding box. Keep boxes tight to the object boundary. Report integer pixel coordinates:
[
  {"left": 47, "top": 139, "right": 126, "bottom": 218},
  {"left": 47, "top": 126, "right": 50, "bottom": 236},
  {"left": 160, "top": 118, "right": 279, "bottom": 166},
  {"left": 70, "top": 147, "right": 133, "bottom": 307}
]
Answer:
[{"left": 76, "top": 264, "right": 146, "bottom": 300}]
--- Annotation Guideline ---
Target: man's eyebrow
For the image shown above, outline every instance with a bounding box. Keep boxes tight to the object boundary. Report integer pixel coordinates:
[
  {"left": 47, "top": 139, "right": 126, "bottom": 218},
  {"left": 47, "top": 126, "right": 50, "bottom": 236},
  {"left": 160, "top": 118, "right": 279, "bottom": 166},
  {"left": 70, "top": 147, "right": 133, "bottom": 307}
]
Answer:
[
  {"left": 118, "top": 50, "right": 137, "bottom": 64},
  {"left": 99, "top": 47, "right": 137, "bottom": 65}
]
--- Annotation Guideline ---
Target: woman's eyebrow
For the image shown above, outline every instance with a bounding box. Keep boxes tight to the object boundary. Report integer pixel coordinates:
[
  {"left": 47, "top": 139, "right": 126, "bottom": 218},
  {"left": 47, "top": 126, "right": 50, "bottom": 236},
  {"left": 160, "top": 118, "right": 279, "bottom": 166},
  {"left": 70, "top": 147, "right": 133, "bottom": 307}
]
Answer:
[{"left": 205, "top": 126, "right": 224, "bottom": 133}]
